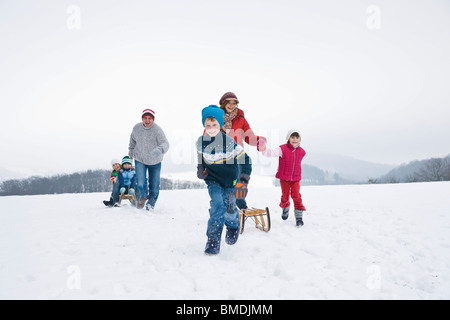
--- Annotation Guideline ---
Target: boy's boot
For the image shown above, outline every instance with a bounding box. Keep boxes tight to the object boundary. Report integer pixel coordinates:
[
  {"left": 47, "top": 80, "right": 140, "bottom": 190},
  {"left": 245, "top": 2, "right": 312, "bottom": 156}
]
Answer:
[
  {"left": 282, "top": 206, "right": 290, "bottom": 220},
  {"left": 294, "top": 209, "right": 304, "bottom": 227},
  {"left": 205, "top": 238, "right": 221, "bottom": 255},
  {"left": 103, "top": 197, "right": 113, "bottom": 207},
  {"left": 225, "top": 227, "right": 239, "bottom": 245}
]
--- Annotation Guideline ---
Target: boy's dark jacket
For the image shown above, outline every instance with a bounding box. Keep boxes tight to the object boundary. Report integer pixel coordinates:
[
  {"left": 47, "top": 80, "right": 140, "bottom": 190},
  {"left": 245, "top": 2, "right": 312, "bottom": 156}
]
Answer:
[{"left": 196, "top": 132, "right": 251, "bottom": 188}]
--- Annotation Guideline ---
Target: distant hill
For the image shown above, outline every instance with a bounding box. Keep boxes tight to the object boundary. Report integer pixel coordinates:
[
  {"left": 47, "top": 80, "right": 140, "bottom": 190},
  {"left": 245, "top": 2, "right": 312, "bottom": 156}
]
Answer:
[
  {"left": 375, "top": 154, "right": 450, "bottom": 183},
  {"left": 303, "top": 152, "right": 396, "bottom": 182}
]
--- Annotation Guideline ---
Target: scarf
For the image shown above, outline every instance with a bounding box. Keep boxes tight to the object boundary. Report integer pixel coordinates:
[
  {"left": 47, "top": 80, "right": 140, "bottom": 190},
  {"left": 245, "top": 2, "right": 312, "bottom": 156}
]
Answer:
[{"left": 222, "top": 108, "right": 239, "bottom": 134}]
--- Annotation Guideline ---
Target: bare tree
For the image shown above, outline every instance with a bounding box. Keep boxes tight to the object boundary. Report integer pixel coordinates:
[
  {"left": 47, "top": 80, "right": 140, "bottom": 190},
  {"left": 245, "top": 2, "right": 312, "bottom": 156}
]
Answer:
[
  {"left": 444, "top": 156, "right": 450, "bottom": 180},
  {"left": 416, "top": 158, "right": 449, "bottom": 182}
]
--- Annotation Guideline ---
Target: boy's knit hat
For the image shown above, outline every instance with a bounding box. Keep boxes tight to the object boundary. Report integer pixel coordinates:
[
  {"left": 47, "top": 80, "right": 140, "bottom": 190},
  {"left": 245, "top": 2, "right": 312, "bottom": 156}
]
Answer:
[
  {"left": 219, "top": 92, "right": 239, "bottom": 106},
  {"left": 111, "top": 158, "right": 121, "bottom": 166},
  {"left": 142, "top": 108, "right": 155, "bottom": 119},
  {"left": 286, "top": 129, "right": 301, "bottom": 140},
  {"left": 202, "top": 105, "right": 225, "bottom": 128},
  {"left": 122, "top": 155, "right": 132, "bottom": 166}
]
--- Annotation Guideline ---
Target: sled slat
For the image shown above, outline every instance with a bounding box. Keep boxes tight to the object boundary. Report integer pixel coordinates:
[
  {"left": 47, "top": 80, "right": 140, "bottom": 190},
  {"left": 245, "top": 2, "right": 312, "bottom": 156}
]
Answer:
[
  {"left": 238, "top": 207, "right": 271, "bottom": 233},
  {"left": 119, "top": 194, "right": 136, "bottom": 206}
]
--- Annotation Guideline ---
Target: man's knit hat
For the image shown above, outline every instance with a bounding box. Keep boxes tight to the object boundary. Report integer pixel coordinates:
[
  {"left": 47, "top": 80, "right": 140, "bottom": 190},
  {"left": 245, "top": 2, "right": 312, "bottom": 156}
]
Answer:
[
  {"left": 122, "top": 155, "right": 132, "bottom": 166},
  {"left": 142, "top": 108, "right": 155, "bottom": 119},
  {"left": 219, "top": 92, "right": 239, "bottom": 106},
  {"left": 202, "top": 105, "right": 225, "bottom": 128}
]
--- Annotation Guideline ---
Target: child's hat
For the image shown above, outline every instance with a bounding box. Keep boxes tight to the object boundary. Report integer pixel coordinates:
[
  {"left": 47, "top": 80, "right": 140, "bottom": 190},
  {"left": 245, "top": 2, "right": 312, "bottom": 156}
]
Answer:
[
  {"left": 142, "top": 108, "right": 155, "bottom": 119},
  {"left": 111, "top": 158, "right": 121, "bottom": 166},
  {"left": 286, "top": 129, "right": 301, "bottom": 140},
  {"left": 122, "top": 156, "right": 132, "bottom": 166},
  {"left": 219, "top": 92, "right": 239, "bottom": 106},
  {"left": 202, "top": 105, "right": 225, "bottom": 128}
]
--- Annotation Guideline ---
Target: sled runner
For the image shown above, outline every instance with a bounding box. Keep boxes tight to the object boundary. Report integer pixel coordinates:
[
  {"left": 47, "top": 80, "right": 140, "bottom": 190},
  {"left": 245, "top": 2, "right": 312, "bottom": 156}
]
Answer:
[
  {"left": 119, "top": 192, "right": 136, "bottom": 206},
  {"left": 239, "top": 207, "right": 271, "bottom": 234}
]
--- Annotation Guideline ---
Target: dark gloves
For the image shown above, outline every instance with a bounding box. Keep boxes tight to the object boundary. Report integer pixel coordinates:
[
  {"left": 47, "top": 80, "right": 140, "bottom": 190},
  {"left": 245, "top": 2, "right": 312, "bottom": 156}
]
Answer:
[
  {"left": 235, "top": 182, "right": 248, "bottom": 199},
  {"left": 235, "top": 174, "right": 250, "bottom": 199},
  {"left": 197, "top": 164, "right": 208, "bottom": 180},
  {"left": 239, "top": 173, "right": 250, "bottom": 185}
]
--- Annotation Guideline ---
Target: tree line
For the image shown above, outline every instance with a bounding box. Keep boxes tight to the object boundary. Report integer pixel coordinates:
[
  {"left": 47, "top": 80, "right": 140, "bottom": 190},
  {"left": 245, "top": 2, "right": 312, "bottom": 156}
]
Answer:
[
  {"left": 369, "top": 154, "right": 450, "bottom": 184},
  {"left": 1, "top": 155, "right": 449, "bottom": 196},
  {"left": 0, "top": 170, "right": 206, "bottom": 197}
]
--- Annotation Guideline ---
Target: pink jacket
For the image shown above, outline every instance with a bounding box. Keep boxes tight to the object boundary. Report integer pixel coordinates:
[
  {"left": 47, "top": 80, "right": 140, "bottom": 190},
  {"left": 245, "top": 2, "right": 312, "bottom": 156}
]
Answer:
[
  {"left": 277, "top": 144, "right": 306, "bottom": 181},
  {"left": 264, "top": 144, "right": 306, "bottom": 181}
]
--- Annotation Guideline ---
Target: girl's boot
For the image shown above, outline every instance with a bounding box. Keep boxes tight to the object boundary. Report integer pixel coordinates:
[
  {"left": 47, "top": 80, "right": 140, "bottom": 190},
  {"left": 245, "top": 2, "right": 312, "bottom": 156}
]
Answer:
[
  {"left": 282, "top": 206, "right": 290, "bottom": 220},
  {"left": 294, "top": 209, "right": 304, "bottom": 227}
]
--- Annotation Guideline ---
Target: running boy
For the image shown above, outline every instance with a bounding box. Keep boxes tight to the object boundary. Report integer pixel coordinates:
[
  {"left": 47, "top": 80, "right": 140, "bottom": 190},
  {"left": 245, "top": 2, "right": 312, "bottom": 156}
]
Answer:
[{"left": 196, "top": 105, "right": 250, "bottom": 255}]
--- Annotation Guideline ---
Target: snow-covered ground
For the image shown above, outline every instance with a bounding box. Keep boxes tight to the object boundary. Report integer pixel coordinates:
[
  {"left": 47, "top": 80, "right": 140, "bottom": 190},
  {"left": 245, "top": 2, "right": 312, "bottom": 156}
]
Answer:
[{"left": 1, "top": 181, "right": 449, "bottom": 300}]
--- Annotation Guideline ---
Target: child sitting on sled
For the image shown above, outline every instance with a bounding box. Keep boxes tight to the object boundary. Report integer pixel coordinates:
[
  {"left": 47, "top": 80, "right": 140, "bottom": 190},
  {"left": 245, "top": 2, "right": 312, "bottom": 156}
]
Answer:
[
  {"left": 103, "top": 158, "right": 122, "bottom": 207},
  {"left": 261, "top": 129, "right": 306, "bottom": 227},
  {"left": 196, "top": 105, "right": 251, "bottom": 255},
  {"left": 111, "top": 156, "right": 137, "bottom": 207}
]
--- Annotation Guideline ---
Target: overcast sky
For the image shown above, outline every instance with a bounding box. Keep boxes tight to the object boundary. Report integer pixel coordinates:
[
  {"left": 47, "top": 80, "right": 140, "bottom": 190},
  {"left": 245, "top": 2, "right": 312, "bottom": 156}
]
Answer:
[{"left": 1, "top": 0, "right": 449, "bottom": 177}]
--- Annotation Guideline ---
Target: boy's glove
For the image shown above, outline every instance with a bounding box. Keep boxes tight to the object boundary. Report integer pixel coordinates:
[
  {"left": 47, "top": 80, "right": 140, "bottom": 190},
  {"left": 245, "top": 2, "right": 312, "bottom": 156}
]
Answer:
[
  {"left": 239, "top": 173, "right": 250, "bottom": 185},
  {"left": 235, "top": 173, "right": 250, "bottom": 199},
  {"left": 257, "top": 136, "right": 267, "bottom": 152},
  {"left": 197, "top": 164, "right": 208, "bottom": 180},
  {"left": 235, "top": 182, "right": 248, "bottom": 199}
]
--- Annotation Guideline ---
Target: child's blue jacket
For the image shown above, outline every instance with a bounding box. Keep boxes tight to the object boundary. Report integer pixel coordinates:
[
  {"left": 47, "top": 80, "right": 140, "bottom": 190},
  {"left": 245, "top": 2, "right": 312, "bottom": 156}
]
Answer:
[{"left": 118, "top": 168, "right": 137, "bottom": 189}]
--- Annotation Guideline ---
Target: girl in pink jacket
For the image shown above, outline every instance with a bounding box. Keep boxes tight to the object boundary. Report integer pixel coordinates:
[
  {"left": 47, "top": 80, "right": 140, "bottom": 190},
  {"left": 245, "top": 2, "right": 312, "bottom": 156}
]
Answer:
[{"left": 261, "top": 129, "right": 306, "bottom": 227}]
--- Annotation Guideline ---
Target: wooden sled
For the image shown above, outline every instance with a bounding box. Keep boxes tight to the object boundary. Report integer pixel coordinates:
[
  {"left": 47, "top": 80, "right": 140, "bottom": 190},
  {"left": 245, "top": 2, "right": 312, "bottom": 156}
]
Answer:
[
  {"left": 239, "top": 207, "right": 271, "bottom": 234},
  {"left": 119, "top": 193, "right": 136, "bottom": 206}
]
